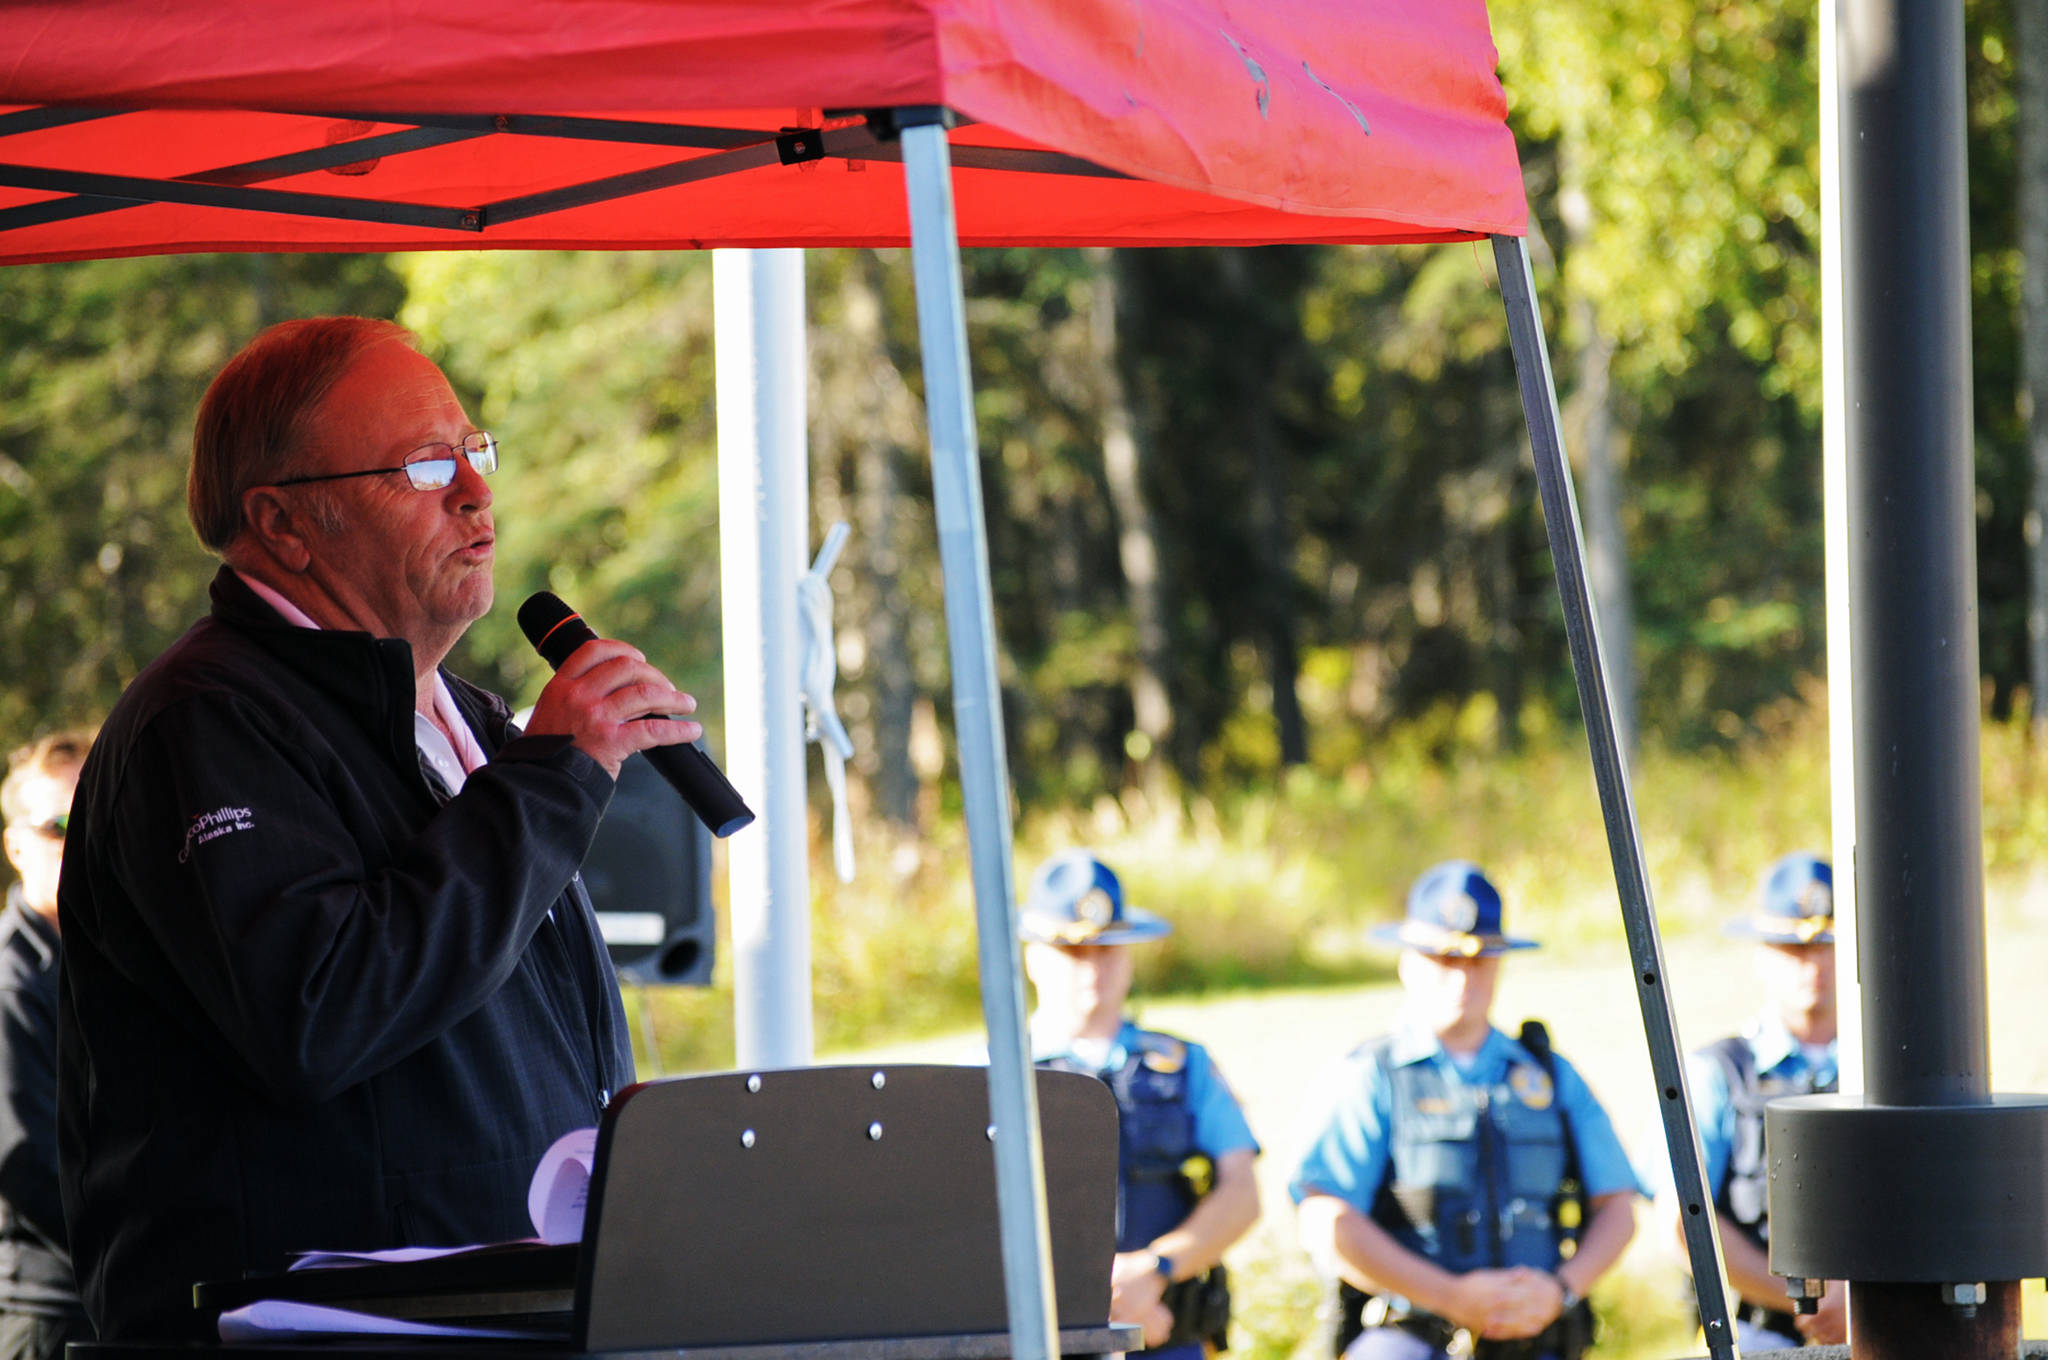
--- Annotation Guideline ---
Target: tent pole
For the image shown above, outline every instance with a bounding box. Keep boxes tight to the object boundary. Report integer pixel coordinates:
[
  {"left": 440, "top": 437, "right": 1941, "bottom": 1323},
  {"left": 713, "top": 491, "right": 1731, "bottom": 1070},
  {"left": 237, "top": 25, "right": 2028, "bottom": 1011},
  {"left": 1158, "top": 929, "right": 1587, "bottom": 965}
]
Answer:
[
  {"left": 1489, "top": 234, "right": 1738, "bottom": 1360},
  {"left": 716, "top": 247, "right": 816, "bottom": 1069},
  {"left": 899, "top": 114, "right": 1061, "bottom": 1360}
]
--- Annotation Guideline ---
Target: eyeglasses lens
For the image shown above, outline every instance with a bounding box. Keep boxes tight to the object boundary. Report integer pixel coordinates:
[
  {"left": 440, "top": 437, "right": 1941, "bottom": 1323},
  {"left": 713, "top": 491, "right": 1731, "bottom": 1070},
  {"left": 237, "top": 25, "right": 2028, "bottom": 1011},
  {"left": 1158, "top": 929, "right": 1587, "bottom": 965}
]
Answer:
[
  {"left": 34, "top": 814, "right": 66, "bottom": 840},
  {"left": 402, "top": 434, "right": 497, "bottom": 491}
]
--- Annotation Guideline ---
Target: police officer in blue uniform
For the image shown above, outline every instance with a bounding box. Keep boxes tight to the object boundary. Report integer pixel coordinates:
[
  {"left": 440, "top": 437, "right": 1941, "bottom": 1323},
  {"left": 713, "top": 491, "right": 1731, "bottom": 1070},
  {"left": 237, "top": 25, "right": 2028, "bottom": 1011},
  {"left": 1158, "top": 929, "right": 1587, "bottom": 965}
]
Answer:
[
  {"left": 1290, "top": 861, "right": 1640, "bottom": 1360},
  {"left": 1020, "top": 850, "right": 1261, "bottom": 1360},
  {"left": 1654, "top": 851, "right": 1844, "bottom": 1350}
]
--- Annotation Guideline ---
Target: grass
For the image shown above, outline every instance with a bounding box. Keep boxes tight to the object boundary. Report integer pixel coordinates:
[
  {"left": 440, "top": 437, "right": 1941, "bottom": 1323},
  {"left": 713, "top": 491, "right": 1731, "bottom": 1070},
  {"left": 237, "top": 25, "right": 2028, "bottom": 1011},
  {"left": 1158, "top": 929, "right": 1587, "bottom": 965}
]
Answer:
[
  {"left": 629, "top": 692, "right": 2048, "bottom": 1077},
  {"left": 619, "top": 695, "right": 2048, "bottom": 1358}
]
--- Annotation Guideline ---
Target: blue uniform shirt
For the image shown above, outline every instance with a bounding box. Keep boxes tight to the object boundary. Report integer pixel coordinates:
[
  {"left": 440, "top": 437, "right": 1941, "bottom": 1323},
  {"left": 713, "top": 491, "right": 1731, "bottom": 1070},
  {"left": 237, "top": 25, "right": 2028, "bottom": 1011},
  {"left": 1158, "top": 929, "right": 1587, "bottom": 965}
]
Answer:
[
  {"left": 1032, "top": 1018, "right": 1260, "bottom": 1163},
  {"left": 1671, "top": 1013, "right": 1838, "bottom": 1202},
  {"left": 1289, "top": 1020, "right": 1645, "bottom": 1214}
]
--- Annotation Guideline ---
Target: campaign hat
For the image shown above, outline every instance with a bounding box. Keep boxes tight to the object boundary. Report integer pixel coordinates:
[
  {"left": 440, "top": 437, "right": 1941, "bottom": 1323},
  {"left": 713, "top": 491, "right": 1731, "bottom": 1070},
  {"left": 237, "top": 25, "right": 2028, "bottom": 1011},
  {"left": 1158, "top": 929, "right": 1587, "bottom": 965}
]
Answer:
[
  {"left": 1370, "top": 860, "right": 1539, "bottom": 957},
  {"left": 1018, "top": 850, "right": 1172, "bottom": 946},
  {"left": 1727, "top": 851, "right": 1834, "bottom": 944}
]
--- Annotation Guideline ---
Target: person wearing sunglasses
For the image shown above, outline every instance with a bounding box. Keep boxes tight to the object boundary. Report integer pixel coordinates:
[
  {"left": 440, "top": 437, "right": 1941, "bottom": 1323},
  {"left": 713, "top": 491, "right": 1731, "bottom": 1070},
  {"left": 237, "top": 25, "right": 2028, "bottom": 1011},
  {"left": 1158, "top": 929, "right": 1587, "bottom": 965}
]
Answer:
[
  {"left": 58, "top": 318, "right": 702, "bottom": 1341},
  {"left": 0, "top": 729, "right": 94, "bottom": 1360}
]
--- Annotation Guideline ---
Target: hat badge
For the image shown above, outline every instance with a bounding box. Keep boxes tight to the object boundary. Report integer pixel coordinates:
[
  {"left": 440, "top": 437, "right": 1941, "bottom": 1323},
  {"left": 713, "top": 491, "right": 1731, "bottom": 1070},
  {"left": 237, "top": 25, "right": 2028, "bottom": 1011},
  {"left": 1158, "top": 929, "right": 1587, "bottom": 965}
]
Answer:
[
  {"left": 1077, "top": 887, "right": 1116, "bottom": 930},
  {"left": 1441, "top": 891, "right": 1481, "bottom": 934},
  {"left": 1798, "top": 881, "right": 1833, "bottom": 918}
]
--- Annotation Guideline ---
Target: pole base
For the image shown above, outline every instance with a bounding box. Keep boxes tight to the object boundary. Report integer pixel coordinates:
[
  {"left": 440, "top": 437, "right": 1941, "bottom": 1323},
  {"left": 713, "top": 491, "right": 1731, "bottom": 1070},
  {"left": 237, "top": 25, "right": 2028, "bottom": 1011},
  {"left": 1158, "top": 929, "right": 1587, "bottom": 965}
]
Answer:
[{"left": 1766, "top": 1094, "right": 2048, "bottom": 1282}]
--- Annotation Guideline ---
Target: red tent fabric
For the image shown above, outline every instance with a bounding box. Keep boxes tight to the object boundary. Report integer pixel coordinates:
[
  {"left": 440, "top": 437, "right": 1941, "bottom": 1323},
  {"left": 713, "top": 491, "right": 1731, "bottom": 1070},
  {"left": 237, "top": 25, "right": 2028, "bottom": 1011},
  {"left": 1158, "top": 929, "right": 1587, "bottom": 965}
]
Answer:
[{"left": 0, "top": 0, "right": 1526, "bottom": 264}]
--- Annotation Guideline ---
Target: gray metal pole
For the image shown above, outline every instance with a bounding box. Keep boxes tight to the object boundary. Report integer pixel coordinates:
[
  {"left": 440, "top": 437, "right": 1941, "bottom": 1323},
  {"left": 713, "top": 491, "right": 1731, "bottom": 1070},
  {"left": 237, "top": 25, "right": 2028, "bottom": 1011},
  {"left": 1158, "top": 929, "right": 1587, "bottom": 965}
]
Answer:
[
  {"left": 899, "top": 115, "right": 1061, "bottom": 1360},
  {"left": 1840, "top": 0, "right": 1988, "bottom": 1114},
  {"left": 1837, "top": 0, "right": 2008, "bottom": 1351},
  {"left": 1490, "top": 234, "right": 1738, "bottom": 1360}
]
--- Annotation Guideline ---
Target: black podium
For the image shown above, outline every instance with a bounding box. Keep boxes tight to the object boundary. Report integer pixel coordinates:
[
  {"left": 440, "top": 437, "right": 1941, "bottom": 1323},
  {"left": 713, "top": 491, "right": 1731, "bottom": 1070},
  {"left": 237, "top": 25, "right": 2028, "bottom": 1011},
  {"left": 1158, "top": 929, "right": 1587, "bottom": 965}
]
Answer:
[{"left": 77, "top": 1066, "right": 1135, "bottom": 1360}]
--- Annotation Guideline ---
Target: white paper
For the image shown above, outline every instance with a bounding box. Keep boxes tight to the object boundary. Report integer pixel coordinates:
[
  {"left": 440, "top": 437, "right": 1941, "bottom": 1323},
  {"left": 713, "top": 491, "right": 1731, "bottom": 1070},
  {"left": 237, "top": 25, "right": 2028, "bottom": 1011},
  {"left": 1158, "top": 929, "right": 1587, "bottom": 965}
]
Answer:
[
  {"left": 246, "top": 1129, "right": 601, "bottom": 1340},
  {"left": 218, "top": 1300, "right": 544, "bottom": 1341},
  {"left": 288, "top": 1243, "right": 534, "bottom": 1272},
  {"left": 525, "top": 1126, "right": 598, "bottom": 1244},
  {"left": 286, "top": 1125, "right": 599, "bottom": 1277}
]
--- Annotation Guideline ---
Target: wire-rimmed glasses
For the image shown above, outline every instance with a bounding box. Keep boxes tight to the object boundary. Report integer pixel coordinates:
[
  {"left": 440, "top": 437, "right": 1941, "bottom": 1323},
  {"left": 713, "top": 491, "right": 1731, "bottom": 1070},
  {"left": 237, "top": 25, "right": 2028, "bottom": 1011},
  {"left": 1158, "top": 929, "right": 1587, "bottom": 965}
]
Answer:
[{"left": 272, "top": 432, "right": 497, "bottom": 491}]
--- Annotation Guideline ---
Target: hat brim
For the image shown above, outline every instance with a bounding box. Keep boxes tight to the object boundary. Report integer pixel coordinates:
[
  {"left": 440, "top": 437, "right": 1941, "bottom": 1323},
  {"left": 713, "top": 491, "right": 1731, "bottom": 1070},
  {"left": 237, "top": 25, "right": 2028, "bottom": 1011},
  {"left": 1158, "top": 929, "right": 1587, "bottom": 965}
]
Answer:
[
  {"left": 1020, "top": 905, "right": 1172, "bottom": 947},
  {"left": 1370, "top": 921, "right": 1539, "bottom": 957},
  {"left": 1724, "top": 917, "right": 1835, "bottom": 945}
]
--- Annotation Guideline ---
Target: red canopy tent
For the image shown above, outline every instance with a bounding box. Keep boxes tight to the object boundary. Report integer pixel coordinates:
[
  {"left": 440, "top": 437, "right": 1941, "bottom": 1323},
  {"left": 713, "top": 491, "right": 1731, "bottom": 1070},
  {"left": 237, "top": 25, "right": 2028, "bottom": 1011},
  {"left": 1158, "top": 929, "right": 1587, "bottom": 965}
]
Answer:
[
  {"left": 0, "top": 4, "right": 1736, "bottom": 1357},
  {"left": 0, "top": 0, "right": 1524, "bottom": 259}
]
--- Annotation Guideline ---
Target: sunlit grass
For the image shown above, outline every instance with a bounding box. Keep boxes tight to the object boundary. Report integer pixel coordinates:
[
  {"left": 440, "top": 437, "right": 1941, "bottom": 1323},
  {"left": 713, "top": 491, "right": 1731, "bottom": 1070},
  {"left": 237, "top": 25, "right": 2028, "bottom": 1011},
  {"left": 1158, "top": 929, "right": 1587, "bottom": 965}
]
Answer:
[{"left": 627, "top": 692, "right": 2048, "bottom": 1074}]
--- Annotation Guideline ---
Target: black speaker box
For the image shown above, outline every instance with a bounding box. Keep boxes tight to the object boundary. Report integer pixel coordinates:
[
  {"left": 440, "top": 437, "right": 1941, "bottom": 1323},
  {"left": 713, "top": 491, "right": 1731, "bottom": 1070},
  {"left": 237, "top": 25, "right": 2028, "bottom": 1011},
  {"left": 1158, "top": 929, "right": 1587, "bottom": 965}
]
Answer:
[{"left": 578, "top": 750, "right": 716, "bottom": 985}]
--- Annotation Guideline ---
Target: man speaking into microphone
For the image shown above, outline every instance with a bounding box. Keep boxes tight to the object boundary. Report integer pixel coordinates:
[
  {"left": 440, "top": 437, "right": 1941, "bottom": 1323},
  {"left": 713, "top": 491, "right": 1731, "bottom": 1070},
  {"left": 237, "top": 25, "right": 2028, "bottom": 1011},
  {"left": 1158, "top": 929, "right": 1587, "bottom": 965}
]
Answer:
[{"left": 57, "top": 318, "right": 703, "bottom": 1340}]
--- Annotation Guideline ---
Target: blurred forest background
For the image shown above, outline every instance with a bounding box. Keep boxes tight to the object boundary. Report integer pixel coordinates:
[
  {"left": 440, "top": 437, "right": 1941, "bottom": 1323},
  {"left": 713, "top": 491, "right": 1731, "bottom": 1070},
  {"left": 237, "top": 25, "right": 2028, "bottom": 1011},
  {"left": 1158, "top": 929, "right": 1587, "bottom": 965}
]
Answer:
[{"left": 4, "top": 0, "right": 2048, "bottom": 1034}]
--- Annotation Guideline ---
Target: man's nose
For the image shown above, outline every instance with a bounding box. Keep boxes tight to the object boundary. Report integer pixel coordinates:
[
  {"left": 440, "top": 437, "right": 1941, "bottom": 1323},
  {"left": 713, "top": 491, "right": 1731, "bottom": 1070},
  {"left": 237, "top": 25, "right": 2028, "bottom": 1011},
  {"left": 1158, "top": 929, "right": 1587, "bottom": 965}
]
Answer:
[{"left": 446, "top": 458, "right": 492, "bottom": 513}]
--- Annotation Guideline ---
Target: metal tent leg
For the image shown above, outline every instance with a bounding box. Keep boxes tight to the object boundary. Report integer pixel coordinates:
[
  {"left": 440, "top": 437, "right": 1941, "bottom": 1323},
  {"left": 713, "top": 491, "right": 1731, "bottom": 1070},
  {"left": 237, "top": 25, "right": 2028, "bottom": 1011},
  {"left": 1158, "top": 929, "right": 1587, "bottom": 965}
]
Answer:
[
  {"left": 899, "top": 113, "right": 1061, "bottom": 1360},
  {"left": 1489, "top": 233, "right": 1738, "bottom": 1360}
]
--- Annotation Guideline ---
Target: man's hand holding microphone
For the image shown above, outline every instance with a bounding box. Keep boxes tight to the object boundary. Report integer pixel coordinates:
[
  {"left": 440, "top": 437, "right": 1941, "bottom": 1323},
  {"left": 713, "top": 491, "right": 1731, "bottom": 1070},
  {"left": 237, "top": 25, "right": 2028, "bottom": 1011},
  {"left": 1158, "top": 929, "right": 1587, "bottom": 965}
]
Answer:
[
  {"left": 519, "top": 592, "right": 755, "bottom": 837},
  {"left": 524, "top": 635, "right": 699, "bottom": 778}
]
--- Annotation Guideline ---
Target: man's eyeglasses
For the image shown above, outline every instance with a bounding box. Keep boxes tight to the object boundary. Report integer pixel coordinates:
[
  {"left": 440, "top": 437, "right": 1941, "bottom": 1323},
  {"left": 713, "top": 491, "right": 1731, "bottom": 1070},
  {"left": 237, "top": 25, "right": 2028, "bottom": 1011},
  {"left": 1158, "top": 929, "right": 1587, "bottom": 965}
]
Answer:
[
  {"left": 272, "top": 432, "right": 497, "bottom": 492},
  {"left": 14, "top": 814, "right": 66, "bottom": 840}
]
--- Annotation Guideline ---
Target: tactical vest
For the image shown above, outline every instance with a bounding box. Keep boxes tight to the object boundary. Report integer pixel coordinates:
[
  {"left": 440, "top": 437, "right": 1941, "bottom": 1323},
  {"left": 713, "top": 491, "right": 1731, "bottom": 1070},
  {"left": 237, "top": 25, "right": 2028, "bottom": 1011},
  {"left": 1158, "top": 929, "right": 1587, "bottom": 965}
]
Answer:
[
  {"left": 1706, "top": 1034, "right": 1836, "bottom": 1248},
  {"left": 1364, "top": 1039, "right": 1570, "bottom": 1274},
  {"left": 1041, "top": 1030, "right": 1199, "bottom": 1250}
]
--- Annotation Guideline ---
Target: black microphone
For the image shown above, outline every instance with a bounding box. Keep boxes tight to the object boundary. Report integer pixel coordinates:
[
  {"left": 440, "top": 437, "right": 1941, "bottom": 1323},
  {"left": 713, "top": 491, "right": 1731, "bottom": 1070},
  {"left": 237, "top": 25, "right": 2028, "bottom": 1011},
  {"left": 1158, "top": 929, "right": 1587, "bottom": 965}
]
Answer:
[{"left": 517, "top": 591, "right": 755, "bottom": 839}]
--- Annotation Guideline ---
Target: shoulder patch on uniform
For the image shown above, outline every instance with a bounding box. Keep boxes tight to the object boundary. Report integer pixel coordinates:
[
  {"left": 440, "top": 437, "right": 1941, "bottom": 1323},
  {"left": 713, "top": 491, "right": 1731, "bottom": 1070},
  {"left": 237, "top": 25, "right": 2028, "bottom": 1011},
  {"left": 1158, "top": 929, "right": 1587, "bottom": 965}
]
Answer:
[
  {"left": 1509, "top": 1063, "right": 1555, "bottom": 1110},
  {"left": 1136, "top": 1032, "right": 1187, "bottom": 1073}
]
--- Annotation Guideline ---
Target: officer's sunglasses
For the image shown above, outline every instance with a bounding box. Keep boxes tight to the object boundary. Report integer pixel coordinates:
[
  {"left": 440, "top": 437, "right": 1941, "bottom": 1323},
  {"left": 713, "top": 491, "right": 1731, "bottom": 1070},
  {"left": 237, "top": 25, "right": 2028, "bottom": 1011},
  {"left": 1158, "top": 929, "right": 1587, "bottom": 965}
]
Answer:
[
  {"left": 272, "top": 432, "right": 497, "bottom": 492},
  {"left": 13, "top": 813, "right": 66, "bottom": 840}
]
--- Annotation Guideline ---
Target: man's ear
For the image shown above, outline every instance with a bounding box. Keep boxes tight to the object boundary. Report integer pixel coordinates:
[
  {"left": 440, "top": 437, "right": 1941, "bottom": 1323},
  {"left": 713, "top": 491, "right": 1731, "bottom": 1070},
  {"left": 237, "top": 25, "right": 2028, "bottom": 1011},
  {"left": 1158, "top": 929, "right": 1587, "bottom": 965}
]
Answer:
[{"left": 239, "top": 486, "right": 315, "bottom": 572}]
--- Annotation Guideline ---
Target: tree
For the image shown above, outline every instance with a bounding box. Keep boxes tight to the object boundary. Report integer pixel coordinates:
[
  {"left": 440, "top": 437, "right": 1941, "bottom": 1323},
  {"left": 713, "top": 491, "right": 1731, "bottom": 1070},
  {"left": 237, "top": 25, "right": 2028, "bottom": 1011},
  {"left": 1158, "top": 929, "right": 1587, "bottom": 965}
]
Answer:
[
  {"left": 0, "top": 254, "right": 402, "bottom": 738},
  {"left": 1087, "top": 247, "right": 1175, "bottom": 788},
  {"left": 1495, "top": 0, "right": 1824, "bottom": 743},
  {"left": 809, "top": 250, "right": 932, "bottom": 828},
  {"left": 2016, "top": 0, "right": 2048, "bottom": 728},
  {"left": 393, "top": 250, "right": 725, "bottom": 713}
]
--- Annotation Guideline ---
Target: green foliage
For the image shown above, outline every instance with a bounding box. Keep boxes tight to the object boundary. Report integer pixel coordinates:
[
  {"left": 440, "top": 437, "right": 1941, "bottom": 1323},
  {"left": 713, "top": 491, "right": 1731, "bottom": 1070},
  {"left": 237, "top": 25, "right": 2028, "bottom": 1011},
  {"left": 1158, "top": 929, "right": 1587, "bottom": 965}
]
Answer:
[
  {"left": 0, "top": 254, "right": 402, "bottom": 736},
  {"left": 392, "top": 251, "right": 726, "bottom": 714},
  {"left": 1583, "top": 1267, "right": 1701, "bottom": 1360},
  {"left": 5, "top": 0, "right": 2034, "bottom": 790},
  {"left": 1496, "top": 0, "right": 1821, "bottom": 406},
  {"left": 627, "top": 692, "right": 1858, "bottom": 1077}
]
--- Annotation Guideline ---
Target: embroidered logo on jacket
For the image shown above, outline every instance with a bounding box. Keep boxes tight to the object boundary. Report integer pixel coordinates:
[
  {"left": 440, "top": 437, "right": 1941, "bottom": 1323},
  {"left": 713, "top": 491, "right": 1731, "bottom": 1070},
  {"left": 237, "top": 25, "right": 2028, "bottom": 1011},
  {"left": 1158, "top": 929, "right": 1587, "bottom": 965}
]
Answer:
[{"left": 180, "top": 806, "right": 255, "bottom": 862}]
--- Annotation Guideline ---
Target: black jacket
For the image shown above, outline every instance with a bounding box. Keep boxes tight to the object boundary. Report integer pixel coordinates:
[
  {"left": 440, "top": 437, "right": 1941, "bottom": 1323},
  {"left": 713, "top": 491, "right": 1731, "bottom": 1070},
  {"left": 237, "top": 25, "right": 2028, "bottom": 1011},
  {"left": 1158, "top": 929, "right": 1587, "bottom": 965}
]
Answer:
[
  {"left": 0, "top": 889, "right": 81, "bottom": 1319},
  {"left": 57, "top": 569, "right": 634, "bottom": 1339}
]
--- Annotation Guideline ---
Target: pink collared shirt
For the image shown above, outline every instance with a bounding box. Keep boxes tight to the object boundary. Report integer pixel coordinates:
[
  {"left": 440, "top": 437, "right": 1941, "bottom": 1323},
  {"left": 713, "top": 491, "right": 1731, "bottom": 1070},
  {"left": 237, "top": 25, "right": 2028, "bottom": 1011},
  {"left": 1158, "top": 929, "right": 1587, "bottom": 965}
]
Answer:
[{"left": 234, "top": 570, "right": 488, "bottom": 791}]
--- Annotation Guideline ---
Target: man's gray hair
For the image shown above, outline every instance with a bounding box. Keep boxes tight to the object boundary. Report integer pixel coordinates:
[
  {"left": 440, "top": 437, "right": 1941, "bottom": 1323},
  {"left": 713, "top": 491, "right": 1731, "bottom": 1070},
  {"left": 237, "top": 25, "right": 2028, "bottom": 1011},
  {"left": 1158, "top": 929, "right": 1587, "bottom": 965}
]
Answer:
[{"left": 187, "top": 317, "right": 415, "bottom": 553}]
